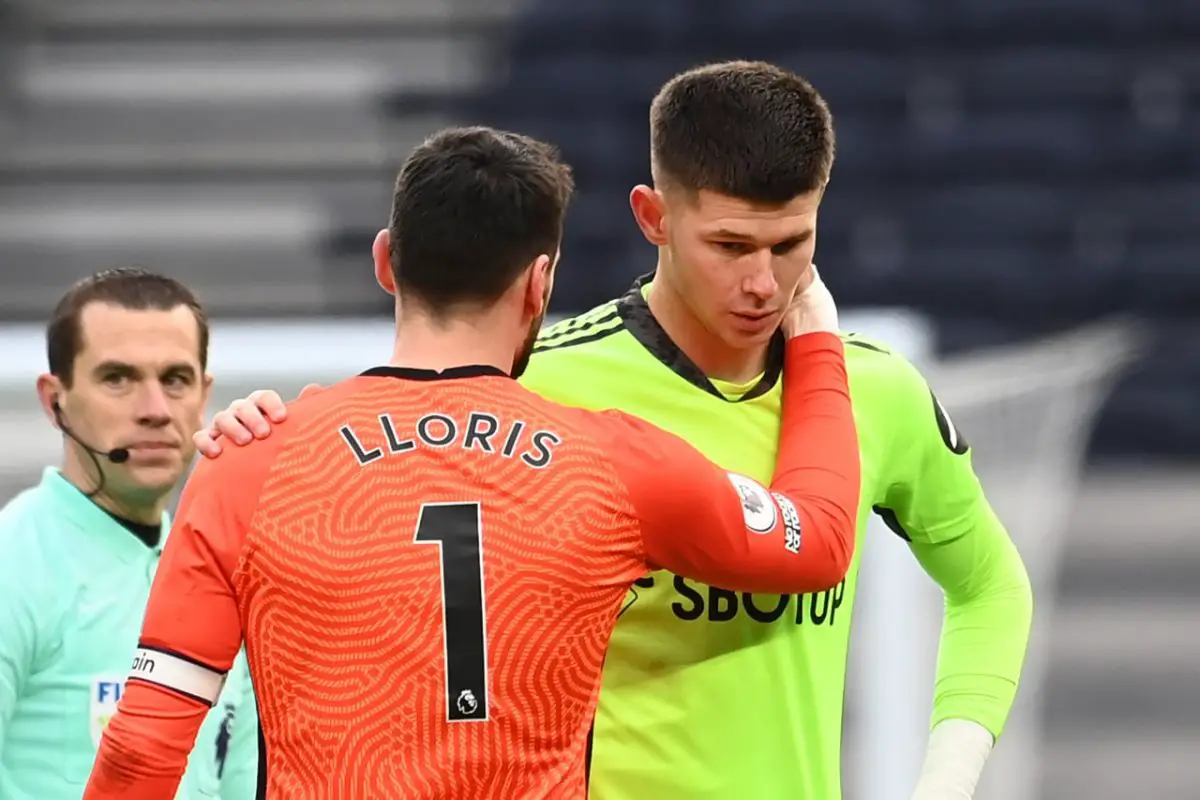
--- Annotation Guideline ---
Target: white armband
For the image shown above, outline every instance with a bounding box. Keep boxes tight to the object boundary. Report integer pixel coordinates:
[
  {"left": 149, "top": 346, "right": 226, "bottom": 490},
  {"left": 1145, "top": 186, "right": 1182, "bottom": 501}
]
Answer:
[
  {"left": 910, "top": 719, "right": 995, "bottom": 800},
  {"left": 128, "top": 646, "right": 227, "bottom": 706}
]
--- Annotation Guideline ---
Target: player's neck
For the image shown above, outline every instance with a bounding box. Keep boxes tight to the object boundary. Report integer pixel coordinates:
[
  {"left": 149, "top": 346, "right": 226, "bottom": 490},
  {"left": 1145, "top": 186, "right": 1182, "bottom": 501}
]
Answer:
[
  {"left": 646, "top": 275, "right": 770, "bottom": 385},
  {"left": 390, "top": 313, "right": 516, "bottom": 376}
]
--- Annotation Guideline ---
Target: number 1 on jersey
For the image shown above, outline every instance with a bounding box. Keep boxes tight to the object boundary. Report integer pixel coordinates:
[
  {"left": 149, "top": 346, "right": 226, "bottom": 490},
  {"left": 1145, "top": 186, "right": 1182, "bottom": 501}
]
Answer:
[{"left": 414, "top": 502, "right": 490, "bottom": 722}]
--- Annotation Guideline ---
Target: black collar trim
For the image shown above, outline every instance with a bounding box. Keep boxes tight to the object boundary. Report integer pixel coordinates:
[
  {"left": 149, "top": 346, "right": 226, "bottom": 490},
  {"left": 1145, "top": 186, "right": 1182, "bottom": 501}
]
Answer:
[
  {"left": 101, "top": 509, "right": 162, "bottom": 550},
  {"left": 615, "top": 273, "right": 785, "bottom": 401},
  {"left": 359, "top": 365, "right": 510, "bottom": 381}
]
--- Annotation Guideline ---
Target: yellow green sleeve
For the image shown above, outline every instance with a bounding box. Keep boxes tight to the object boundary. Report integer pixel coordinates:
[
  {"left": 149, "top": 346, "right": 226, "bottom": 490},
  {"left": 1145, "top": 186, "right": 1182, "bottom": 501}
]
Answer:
[
  {"left": 911, "top": 515, "right": 1033, "bottom": 737},
  {"left": 876, "top": 358, "right": 1034, "bottom": 738}
]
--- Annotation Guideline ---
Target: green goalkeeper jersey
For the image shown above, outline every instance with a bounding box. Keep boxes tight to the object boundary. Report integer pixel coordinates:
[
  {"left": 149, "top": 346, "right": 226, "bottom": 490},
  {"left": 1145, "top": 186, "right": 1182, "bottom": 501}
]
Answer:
[
  {"left": 0, "top": 468, "right": 258, "bottom": 800},
  {"left": 519, "top": 278, "right": 1030, "bottom": 800}
]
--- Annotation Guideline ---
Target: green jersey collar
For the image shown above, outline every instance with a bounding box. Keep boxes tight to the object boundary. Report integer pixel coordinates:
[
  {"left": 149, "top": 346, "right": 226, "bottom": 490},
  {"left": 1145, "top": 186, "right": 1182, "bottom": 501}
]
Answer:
[
  {"left": 38, "top": 467, "right": 166, "bottom": 560},
  {"left": 616, "top": 273, "right": 785, "bottom": 402}
]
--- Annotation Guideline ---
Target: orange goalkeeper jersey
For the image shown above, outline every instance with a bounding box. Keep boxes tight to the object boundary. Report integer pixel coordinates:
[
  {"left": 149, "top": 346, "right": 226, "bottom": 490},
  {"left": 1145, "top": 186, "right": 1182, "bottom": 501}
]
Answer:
[{"left": 83, "top": 333, "right": 860, "bottom": 800}]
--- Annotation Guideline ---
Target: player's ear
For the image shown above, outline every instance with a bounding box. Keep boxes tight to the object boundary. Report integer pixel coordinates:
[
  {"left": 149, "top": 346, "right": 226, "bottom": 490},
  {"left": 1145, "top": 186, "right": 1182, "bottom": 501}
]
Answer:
[
  {"left": 35, "top": 373, "right": 63, "bottom": 427},
  {"left": 525, "top": 253, "right": 553, "bottom": 319},
  {"left": 372, "top": 228, "right": 396, "bottom": 295},
  {"left": 630, "top": 185, "right": 668, "bottom": 246},
  {"left": 545, "top": 248, "right": 560, "bottom": 303}
]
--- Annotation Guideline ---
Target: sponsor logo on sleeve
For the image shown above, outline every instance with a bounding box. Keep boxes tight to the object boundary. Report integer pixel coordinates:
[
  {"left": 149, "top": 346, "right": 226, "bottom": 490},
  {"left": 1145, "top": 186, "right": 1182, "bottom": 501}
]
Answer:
[
  {"left": 772, "top": 493, "right": 803, "bottom": 554},
  {"left": 726, "top": 473, "right": 778, "bottom": 533}
]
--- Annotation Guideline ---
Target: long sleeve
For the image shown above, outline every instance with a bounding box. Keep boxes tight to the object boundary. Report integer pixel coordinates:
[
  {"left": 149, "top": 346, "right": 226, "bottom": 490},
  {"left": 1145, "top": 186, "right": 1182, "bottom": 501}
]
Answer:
[
  {"left": 912, "top": 515, "right": 1033, "bottom": 737},
  {"left": 874, "top": 356, "right": 1034, "bottom": 738},
  {"left": 602, "top": 331, "right": 861, "bottom": 595},
  {"left": 84, "top": 446, "right": 272, "bottom": 800}
]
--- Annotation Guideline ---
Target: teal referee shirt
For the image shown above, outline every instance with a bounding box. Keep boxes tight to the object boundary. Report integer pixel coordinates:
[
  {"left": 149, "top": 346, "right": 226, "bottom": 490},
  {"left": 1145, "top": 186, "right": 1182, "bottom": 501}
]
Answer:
[{"left": 0, "top": 468, "right": 257, "bottom": 799}]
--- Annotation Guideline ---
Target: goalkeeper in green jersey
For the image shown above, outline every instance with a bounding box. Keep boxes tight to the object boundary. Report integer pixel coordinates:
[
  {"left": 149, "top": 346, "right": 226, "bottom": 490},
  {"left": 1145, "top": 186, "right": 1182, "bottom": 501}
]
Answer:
[
  {"left": 195, "top": 61, "right": 1033, "bottom": 800},
  {"left": 0, "top": 270, "right": 257, "bottom": 800}
]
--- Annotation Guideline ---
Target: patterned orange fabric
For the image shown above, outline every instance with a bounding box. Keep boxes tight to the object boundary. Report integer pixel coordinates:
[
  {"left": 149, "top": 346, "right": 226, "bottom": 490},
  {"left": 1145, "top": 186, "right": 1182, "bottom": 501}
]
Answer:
[{"left": 237, "top": 373, "right": 648, "bottom": 799}]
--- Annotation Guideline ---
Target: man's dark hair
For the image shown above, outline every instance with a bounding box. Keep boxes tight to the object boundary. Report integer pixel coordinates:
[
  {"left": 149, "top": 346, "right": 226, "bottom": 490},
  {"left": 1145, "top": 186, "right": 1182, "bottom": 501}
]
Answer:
[
  {"left": 650, "top": 60, "right": 836, "bottom": 204},
  {"left": 47, "top": 268, "right": 209, "bottom": 386},
  {"left": 389, "top": 126, "right": 575, "bottom": 315}
]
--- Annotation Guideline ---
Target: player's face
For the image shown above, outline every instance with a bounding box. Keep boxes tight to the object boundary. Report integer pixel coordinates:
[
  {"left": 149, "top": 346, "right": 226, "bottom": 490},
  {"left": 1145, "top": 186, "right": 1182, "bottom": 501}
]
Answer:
[
  {"left": 662, "top": 189, "right": 820, "bottom": 349},
  {"left": 51, "top": 302, "right": 212, "bottom": 502}
]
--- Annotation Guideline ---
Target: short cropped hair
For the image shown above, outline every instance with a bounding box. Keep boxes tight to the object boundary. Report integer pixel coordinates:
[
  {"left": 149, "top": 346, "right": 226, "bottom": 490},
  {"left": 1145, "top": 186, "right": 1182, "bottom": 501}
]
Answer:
[
  {"left": 650, "top": 60, "right": 836, "bottom": 204},
  {"left": 389, "top": 126, "right": 575, "bottom": 314},
  {"left": 47, "top": 268, "right": 209, "bottom": 386}
]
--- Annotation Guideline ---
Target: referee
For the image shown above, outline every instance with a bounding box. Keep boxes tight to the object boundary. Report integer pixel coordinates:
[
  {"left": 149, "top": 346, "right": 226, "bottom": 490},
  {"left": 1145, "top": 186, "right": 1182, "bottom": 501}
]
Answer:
[{"left": 0, "top": 269, "right": 257, "bottom": 799}]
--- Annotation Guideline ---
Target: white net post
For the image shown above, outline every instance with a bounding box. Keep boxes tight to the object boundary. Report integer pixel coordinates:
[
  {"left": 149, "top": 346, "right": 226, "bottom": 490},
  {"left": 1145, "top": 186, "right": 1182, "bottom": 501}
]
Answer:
[{"left": 929, "top": 320, "right": 1143, "bottom": 800}]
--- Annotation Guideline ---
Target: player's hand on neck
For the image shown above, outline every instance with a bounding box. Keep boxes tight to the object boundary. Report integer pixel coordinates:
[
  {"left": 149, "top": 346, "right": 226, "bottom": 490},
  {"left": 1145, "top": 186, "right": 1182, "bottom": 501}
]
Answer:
[{"left": 780, "top": 265, "right": 838, "bottom": 338}]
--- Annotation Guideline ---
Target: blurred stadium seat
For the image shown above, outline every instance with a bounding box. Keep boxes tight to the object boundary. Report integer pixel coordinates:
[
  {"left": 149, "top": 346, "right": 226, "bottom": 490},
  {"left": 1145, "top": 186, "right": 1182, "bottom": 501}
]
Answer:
[{"left": 0, "top": 0, "right": 521, "bottom": 318}]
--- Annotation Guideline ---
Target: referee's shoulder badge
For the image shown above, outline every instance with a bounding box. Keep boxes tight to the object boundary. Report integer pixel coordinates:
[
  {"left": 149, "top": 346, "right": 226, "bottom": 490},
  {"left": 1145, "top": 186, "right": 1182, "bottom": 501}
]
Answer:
[
  {"left": 726, "top": 472, "right": 777, "bottom": 533},
  {"left": 931, "top": 390, "right": 969, "bottom": 455}
]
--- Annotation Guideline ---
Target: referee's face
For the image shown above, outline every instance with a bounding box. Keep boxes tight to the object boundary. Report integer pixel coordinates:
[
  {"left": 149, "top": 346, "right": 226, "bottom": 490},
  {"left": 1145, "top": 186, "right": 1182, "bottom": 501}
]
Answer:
[{"left": 61, "top": 302, "right": 213, "bottom": 504}]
